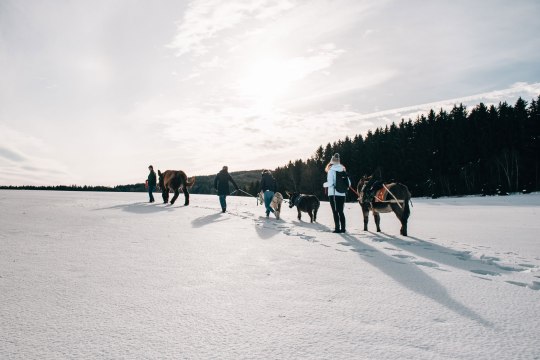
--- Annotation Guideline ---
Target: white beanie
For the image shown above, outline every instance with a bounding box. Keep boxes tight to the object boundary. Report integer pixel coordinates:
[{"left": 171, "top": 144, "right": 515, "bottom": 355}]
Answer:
[{"left": 330, "top": 153, "right": 340, "bottom": 164}]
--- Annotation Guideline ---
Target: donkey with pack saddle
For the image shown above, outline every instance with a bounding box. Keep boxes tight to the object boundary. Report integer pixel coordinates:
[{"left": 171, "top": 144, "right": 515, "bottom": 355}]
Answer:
[{"left": 357, "top": 175, "right": 411, "bottom": 236}]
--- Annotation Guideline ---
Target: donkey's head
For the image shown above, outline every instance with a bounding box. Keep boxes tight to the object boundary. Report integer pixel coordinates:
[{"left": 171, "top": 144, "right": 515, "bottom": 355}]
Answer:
[
  {"left": 286, "top": 191, "right": 300, "bottom": 208},
  {"left": 356, "top": 175, "right": 372, "bottom": 203},
  {"left": 357, "top": 175, "right": 371, "bottom": 190}
]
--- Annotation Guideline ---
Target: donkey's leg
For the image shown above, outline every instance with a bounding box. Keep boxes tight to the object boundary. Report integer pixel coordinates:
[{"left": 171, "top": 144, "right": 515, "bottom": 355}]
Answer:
[
  {"left": 400, "top": 220, "right": 408, "bottom": 236},
  {"left": 373, "top": 211, "right": 381, "bottom": 232},
  {"left": 314, "top": 206, "right": 318, "bottom": 222},
  {"left": 308, "top": 209, "right": 314, "bottom": 223},
  {"left": 162, "top": 189, "right": 169, "bottom": 203},
  {"left": 362, "top": 204, "right": 369, "bottom": 231},
  {"left": 170, "top": 189, "right": 180, "bottom": 204},
  {"left": 390, "top": 204, "right": 407, "bottom": 236},
  {"left": 182, "top": 186, "right": 190, "bottom": 206},
  {"left": 297, "top": 209, "right": 302, "bottom": 221},
  {"left": 396, "top": 201, "right": 410, "bottom": 236}
]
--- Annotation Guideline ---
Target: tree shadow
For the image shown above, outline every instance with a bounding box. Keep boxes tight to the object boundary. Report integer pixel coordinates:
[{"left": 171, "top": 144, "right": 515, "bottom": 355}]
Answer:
[
  {"left": 93, "top": 202, "right": 180, "bottom": 214},
  {"left": 339, "top": 232, "right": 493, "bottom": 327},
  {"left": 191, "top": 213, "right": 229, "bottom": 228}
]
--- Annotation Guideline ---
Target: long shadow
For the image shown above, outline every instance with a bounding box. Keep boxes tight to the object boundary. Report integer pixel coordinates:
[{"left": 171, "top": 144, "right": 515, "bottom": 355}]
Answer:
[
  {"left": 370, "top": 232, "right": 524, "bottom": 275},
  {"left": 254, "top": 217, "right": 282, "bottom": 239},
  {"left": 339, "top": 232, "right": 493, "bottom": 327},
  {"left": 291, "top": 220, "right": 329, "bottom": 233},
  {"left": 93, "top": 202, "right": 180, "bottom": 214},
  {"left": 191, "top": 213, "right": 229, "bottom": 228}
]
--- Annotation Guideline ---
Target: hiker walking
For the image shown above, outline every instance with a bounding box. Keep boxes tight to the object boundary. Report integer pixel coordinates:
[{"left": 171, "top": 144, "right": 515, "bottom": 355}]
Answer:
[
  {"left": 260, "top": 169, "right": 277, "bottom": 218},
  {"left": 323, "top": 153, "right": 350, "bottom": 233},
  {"left": 147, "top": 165, "right": 157, "bottom": 203},
  {"left": 214, "top": 166, "right": 239, "bottom": 213}
]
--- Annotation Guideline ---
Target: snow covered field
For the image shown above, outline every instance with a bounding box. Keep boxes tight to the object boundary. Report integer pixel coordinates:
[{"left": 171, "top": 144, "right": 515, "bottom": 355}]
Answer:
[{"left": 1, "top": 190, "right": 539, "bottom": 359}]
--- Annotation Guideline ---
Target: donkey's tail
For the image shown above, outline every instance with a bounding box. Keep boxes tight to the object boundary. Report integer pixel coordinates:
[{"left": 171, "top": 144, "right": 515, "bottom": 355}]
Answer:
[{"left": 403, "top": 195, "right": 411, "bottom": 221}]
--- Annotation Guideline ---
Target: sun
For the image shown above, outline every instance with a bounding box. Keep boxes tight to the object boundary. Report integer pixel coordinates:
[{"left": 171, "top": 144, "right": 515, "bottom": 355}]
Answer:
[{"left": 237, "top": 58, "right": 298, "bottom": 112}]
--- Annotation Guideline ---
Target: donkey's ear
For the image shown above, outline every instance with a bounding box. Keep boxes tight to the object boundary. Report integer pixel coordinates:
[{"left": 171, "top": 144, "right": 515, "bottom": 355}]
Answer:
[{"left": 158, "top": 170, "right": 162, "bottom": 176}]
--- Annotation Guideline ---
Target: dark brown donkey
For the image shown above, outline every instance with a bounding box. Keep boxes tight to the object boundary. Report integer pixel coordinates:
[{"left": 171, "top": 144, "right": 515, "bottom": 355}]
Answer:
[
  {"left": 357, "top": 176, "right": 411, "bottom": 236},
  {"left": 158, "top": 170, "right": 196, "bottom": 206}
]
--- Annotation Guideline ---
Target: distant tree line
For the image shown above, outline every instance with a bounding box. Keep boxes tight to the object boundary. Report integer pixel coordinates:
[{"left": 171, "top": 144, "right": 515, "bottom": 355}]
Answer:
[
  {"left": 3, "top": 95, "right": 538, "bottom": 199},
  {"left": 0, "top": 184, "right": 146, "bottom": 192},
  {"left": 269, "top": 95, "right": 540, "bottom": 200},
  {"left": 189, "top": 170, "right": 263, "bottom": 196}
]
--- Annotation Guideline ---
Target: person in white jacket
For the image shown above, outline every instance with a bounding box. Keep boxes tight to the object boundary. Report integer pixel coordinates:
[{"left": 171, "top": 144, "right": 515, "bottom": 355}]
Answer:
[{"left": 323, "top": 153, "right": 350, "bottom": 233}]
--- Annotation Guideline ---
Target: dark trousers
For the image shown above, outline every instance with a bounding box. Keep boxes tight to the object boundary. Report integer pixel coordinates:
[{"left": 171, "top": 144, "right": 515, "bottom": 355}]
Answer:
[
  {"left": 329, "top": 195, "right": 346, "bottom": 231},
  {"left": 148, "top": 186, "right": 155, "bottom": 202},
  {"left": 219, "top": 195, "right": 227, "bottom": 210}
]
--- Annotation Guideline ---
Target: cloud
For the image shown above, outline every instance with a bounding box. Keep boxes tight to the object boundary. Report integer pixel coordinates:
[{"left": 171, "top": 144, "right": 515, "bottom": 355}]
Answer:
[
  {"left": 0, "top": 146, "right": 26, "bottom": 162},
  {"left": 0, "top": 125, "right": 74, "bottom": 185},
  {"left": 167, "top": 0, "right": 296, "bottom": 56},
  {"left": 350, "top": 82, "right": 540, "bottom": 124}
]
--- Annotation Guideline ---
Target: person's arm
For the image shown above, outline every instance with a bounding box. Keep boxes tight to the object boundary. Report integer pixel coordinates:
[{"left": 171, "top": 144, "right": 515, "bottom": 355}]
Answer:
[
  {"left": 326, "top": 168, "right": 335, "bottom": 195},
  {"left": 229, "top": 174, "right": 239, "bottom": 190},
  {"left": 214, "top": 176, "right": 218, "bottom": 191}
]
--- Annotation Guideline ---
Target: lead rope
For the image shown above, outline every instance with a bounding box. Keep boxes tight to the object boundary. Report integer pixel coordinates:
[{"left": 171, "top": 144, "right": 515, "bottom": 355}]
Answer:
[
  {"left": 231, "top": 188, "right": 260, "bottom": 205},
  {"left": 382, "top": 184, "right": 404, "bottom": 210}
]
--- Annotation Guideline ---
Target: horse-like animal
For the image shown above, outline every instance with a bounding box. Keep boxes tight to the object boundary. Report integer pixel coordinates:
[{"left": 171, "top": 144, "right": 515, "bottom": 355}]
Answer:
[
  {"left": 357, "top": 176, "right": 411, "bottom": 236},
  {"left": 158, "top": 170, "right": 195, "bottom": 206},
  {"left": 286, "top": 192, "right": 320, "bottom": 223},
  {"left": 258, "top": 191, "right": 284, "bottom": 219}
]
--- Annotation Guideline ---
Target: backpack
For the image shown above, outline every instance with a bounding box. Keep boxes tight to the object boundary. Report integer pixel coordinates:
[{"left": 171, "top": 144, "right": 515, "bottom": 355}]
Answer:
[{"left": 334, "top": 170, "right": 350, "bottom": 193}]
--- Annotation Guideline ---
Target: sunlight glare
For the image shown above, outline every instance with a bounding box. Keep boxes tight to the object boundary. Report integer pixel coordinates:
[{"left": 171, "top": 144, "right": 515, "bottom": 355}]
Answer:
[{"left": 238, "top": 57, "right": 300, "bottom": 114}]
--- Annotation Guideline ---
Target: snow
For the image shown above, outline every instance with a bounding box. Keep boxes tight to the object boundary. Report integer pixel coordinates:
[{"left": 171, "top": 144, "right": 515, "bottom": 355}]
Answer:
[{"left": 1, "top": 190, "right": 539, "bottom": 359}]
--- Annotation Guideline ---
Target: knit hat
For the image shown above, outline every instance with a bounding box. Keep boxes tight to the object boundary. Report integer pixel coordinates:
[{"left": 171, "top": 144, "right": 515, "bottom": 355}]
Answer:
[{"left": 330, "top": 153, "right": 340, "bottom": 164}]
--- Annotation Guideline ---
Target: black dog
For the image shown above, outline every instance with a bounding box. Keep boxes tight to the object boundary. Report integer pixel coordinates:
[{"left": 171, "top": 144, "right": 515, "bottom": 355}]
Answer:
[{"left": 287, "top": 192, "right": 320, "bottom": 223}]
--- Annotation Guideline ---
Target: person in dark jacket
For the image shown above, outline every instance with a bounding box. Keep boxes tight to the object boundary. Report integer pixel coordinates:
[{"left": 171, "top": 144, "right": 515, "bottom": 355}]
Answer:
[
  {"left": 214, "top": 166, "right": 239, "bottom": 213},
  {"left": 147, "top": 165, "right": 157, "bottom": 203},
  {"left": 259, "top": 169, "right": 277, "bottom": 217}
]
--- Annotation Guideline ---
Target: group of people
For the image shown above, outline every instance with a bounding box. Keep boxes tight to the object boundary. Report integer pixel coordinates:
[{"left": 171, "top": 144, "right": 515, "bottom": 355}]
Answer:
[
  {"left": 146, "top": 152, "right": 350, "bottom": 233},
  {"left": 213, "top": 166, "right": 277, "bottom": 217}
]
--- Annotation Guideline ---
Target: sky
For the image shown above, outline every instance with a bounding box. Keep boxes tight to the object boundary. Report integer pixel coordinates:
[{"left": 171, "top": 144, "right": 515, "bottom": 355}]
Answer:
[{"left": 1, "top": 0, "right": 540, "bottom": 186}]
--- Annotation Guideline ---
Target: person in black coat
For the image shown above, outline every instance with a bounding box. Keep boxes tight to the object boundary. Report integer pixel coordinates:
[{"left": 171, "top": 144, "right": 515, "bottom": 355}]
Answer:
[
  {"left": 147, "top": 165, "right": 157, "bottom": 203},
  {"left": 214, "top": 166, "right": 239, "bottom": 213}
]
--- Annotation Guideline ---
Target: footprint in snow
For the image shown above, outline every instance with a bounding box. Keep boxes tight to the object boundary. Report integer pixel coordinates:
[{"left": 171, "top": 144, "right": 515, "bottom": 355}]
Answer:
[
  {"left": 413, "top": 261, "right": 439, "bottom": 268},
  {"left": 350, "top": 248, "right": 375, "bottom": 257},
  {"left": 301, "top": 235, "right": 317, "bottom": 242},
  {"left": 505, "top": 280, "right": 528, "bottom": 288},
  {"left": 470, "top": 269, "right": 500, "bottom": 276},
  {"left": 392, "top": 254, "right": 415, "bottom": 260}
]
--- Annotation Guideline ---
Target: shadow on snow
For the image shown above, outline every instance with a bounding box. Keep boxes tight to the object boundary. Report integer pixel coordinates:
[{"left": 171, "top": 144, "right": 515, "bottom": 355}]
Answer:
[{"left": 338, "top": 232, "right": 493, "bottom": 327}]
